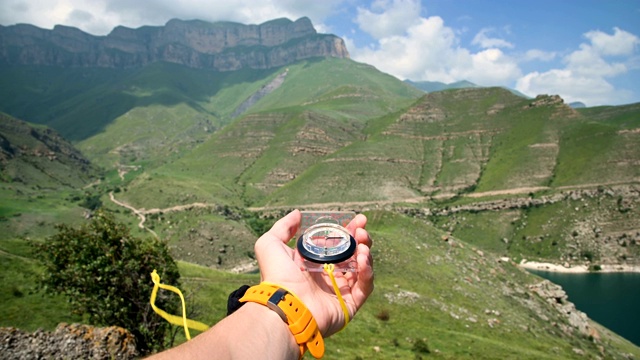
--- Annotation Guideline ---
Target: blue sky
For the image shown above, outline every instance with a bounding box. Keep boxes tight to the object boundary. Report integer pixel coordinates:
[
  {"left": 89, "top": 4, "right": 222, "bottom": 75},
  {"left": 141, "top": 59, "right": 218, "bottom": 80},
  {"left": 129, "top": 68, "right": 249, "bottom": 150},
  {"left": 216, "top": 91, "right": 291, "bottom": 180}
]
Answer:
[{"left": 1, "top": 0, "right": 639, "bottom": 106}]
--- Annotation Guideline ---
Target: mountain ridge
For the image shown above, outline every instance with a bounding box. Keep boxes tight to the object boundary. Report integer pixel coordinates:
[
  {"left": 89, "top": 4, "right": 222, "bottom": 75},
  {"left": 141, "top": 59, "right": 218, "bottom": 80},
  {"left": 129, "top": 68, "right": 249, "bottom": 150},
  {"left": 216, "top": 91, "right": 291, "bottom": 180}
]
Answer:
[
  {"left": 405, "top": 78, "right": 531, "bottom": 99},
  {"left": 0, "top": 17, "right": 349, "bottom": 71}
]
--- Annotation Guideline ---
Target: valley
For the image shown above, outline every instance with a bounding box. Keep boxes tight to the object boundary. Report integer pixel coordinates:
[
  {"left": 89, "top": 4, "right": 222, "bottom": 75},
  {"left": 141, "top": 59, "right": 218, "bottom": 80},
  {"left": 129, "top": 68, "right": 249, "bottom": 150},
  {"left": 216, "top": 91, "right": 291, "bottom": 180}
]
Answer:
[{"left": 1, "top": 16, "right": 640, "bottom": 359}]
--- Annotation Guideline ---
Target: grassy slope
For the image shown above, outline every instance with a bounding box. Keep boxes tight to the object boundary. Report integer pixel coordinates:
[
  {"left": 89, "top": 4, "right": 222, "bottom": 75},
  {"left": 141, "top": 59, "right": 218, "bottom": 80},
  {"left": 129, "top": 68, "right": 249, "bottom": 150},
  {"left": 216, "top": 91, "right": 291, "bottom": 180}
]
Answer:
[
  {"left": 250, "top": 58, "right": 420, "bottom": 119},
  {"left": 0, "top": 238, "right": 83, "bottom": 331},
  {"left": 116, "top": 58, "right": 423, "bottom": 208},
  {"left": 0, "top": 113, "right": 98, "bottom": 188},
  {"left": 3, "top": 211, "right": 638, "bottom": 359},
  {"left": 2, "top": 59, "right": 640, "bottom": 358},
  {"left": 75, "top": 63, "right": 287, "bottom": 168},
  {"left": 185, "top": 211, "right": 639, "bottom": 359},
  {"left": 552, "top": 103, "right": 640, "bottom": 187},
  {"left": 263, "top": 88, "right": 548, "bottom": 205},
  {"left": 0, "top": 63, "right": 281, "bottom": 142}
]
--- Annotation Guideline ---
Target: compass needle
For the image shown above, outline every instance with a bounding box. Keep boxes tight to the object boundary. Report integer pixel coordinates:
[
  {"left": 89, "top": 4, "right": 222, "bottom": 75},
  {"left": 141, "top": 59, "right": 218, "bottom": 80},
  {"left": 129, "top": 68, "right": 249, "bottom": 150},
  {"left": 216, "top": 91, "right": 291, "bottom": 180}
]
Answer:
[{"left": 296, "top": 220, "right": 357, "bottom": 273}]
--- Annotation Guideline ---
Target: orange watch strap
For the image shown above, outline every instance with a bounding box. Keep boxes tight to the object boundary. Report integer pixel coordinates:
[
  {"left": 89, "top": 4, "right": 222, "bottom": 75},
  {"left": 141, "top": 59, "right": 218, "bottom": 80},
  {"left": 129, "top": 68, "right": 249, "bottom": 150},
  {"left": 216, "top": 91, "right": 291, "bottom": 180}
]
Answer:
[{"left": 240, "top": 283, "right": 325, "bottom": 359}]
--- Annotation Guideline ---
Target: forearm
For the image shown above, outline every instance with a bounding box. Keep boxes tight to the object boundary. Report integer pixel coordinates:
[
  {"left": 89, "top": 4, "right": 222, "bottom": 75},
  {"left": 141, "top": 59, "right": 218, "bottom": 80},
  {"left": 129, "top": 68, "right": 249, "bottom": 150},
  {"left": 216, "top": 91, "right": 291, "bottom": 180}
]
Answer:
[{"left": 148, "top": 302, "right": 299, "bottom": 360}]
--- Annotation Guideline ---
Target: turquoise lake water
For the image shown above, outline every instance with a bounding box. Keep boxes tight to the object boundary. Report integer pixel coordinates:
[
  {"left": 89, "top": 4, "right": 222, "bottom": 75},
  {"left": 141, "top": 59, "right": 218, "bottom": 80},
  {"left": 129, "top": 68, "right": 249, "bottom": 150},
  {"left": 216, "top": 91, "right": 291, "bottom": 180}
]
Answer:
[{"left": 529, "top": 270, "right": 640, "bottom": 347}]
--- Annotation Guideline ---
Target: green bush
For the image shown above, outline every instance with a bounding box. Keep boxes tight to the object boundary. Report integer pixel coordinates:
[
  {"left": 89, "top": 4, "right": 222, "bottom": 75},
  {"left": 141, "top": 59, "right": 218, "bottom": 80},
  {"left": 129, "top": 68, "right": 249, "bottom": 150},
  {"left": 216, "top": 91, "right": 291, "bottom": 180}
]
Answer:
[
  {"left": 31, "top": 210, "right": 180, "bottom": 354},
  {"left": 79, "top": 193, "right": 102, "bottom": 210},
  {"left": 413, "top": 338, "right": 431, "bottom": 354}
]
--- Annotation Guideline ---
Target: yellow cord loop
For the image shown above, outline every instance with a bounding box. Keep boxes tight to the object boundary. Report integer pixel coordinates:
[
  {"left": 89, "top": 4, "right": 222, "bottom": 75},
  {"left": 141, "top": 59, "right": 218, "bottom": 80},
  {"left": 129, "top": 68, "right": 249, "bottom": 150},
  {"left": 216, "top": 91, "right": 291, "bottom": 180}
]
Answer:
[
  {"left": 150, "top": 270, "right": 210, "bottom": 340},
  {"left": 323, "top": 263, "right": 350, "bottom": 330}
]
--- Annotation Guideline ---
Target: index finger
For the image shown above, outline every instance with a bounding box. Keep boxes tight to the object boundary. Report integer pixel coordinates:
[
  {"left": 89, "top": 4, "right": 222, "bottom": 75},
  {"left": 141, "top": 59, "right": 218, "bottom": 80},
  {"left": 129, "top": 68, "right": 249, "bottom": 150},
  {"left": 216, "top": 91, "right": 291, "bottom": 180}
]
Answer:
[
  {"left": 346, "top": 213, "right": 367, "bottom": 234},
  {"left": 346, "top": 214, "right": 371, "bottom": 248}
]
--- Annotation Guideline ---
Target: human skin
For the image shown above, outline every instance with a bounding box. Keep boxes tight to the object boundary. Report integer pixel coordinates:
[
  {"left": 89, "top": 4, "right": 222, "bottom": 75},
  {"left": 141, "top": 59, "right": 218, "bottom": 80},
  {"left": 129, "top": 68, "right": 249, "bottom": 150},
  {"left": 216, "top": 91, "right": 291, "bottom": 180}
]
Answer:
[{"left": 148, "top": 209, "right": 374, "bottom": 359}]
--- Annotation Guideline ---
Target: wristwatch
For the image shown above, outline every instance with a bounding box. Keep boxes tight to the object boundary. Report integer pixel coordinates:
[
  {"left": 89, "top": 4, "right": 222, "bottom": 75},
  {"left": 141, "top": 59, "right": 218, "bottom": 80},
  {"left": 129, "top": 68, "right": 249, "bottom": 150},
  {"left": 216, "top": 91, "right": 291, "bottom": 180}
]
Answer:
[{"left": 240, "top": 283, "right": 325, "bottom": 359}]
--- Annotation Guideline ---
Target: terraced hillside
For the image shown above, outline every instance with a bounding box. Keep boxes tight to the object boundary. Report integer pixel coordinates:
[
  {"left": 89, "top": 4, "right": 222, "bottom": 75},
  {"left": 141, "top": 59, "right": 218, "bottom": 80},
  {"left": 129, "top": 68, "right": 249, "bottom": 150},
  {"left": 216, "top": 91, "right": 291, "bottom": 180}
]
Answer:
[
  {"left": 1, "top": 58, "right": 640, "bottom": 360},
  {"left": 115, "top": 58, "right": 423, "bottom": 209},
  {"left": 99, "top": 79, "right": 640, "bottom": 272}
]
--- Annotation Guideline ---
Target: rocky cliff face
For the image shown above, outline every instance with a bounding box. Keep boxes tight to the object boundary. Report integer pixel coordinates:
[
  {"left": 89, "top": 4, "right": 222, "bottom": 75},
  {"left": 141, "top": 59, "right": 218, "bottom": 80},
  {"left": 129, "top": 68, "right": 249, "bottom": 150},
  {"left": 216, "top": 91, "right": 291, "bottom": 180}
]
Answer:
[
  {"left": 0, "top": 323, "right": 138, "bottom": 360},
  {"left": 0, "top": 17, "right": 349, "bottom": 71}
]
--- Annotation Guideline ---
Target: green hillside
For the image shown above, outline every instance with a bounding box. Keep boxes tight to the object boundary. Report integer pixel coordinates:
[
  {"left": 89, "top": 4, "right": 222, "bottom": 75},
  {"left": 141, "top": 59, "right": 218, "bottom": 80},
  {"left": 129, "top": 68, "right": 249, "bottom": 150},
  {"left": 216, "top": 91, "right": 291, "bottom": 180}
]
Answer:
[
  {"left": 114, "top": 58, "right": 423, "bottom": 208},
  {"left": 1, "top": 54, "right": 640, "bottom": 358},
  {"left": 0, "top": 113, "right": 97, "bottom": 187},
  {"left": 3, "top": 209, "right": 639, "bottom": 359},
  {"left": 0, "top": 63, "right": 284, "bottom": 169}
]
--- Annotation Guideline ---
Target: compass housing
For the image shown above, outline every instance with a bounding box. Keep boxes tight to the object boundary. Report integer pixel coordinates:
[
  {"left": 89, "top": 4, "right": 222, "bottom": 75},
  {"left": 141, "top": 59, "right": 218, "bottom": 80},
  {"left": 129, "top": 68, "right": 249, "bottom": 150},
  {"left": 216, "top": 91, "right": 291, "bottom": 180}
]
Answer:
[{"left": 296, "top": 222, "right": 357, "bottom": 272}]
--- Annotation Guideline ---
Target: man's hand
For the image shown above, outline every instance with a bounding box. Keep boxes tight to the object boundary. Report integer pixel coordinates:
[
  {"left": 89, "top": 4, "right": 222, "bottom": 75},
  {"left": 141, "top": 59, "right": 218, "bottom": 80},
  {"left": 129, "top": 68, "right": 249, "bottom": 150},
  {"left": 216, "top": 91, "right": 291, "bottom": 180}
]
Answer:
[{"left": 254, "top": 209, "right": 374, "bottom": 336}]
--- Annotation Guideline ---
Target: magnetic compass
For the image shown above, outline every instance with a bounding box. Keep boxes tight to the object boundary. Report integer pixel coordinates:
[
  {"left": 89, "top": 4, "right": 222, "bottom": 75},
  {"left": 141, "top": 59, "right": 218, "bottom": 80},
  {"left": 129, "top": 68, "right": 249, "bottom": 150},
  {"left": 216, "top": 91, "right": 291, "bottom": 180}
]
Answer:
[{"left": 296, "top": 219, "right": 357, "bottom": 272}]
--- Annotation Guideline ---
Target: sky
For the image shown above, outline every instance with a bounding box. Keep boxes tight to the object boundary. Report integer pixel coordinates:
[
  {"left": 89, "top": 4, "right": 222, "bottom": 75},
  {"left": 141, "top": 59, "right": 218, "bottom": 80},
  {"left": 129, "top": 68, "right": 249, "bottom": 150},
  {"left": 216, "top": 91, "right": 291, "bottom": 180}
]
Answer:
[{"left": 1, "top": 0, "right": 639, "bottom": 107}]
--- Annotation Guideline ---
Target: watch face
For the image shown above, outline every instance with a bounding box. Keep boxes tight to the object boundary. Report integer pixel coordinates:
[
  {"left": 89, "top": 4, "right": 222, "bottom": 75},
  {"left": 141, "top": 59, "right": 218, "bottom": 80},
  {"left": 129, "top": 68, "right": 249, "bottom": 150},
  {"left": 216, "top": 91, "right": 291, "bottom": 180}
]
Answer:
[{"left": 297, "top": 223, "right": 356, "bottom": 264}]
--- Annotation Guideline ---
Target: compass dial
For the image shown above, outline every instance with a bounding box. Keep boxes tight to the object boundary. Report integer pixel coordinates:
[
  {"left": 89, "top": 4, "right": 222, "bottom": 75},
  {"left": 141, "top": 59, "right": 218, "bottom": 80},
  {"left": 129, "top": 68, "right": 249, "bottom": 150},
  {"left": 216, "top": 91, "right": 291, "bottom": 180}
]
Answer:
[{"left": 297, "top": 223, "right": 356, "bottom": 264}]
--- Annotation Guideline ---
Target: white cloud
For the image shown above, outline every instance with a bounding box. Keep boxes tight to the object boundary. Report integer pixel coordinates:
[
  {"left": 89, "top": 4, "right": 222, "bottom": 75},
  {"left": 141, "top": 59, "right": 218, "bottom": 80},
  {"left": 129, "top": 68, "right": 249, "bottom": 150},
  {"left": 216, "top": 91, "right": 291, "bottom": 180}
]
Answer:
[
  {"left": 522, "top": 49, "right": 557, "bottom": 62},
  {"left": 516, "top": 28, "right": 639, "bottom": 106},
  {"left": 0, "top": 0, "right": 340, "bottom": 35},
  {"left": 564, "top": 44, "right": 628, "bottom": 77},
  {"left": 585, "top": 27, "right": 640, "bottom": 56},
  {"left": 472, "top": 28, "right": 514, "bottom": 49},
  {"left": 355, "top": 0, "right": 422, "bottom": 39},
  {"left": 350, "top": 9, "right": 521, "bottom": 86},
  {"left": 516, "top": 69, "right": 633, "bottom": 105},
  {"left": 351, "top": 16, "right": 459, "bottom": 82}
]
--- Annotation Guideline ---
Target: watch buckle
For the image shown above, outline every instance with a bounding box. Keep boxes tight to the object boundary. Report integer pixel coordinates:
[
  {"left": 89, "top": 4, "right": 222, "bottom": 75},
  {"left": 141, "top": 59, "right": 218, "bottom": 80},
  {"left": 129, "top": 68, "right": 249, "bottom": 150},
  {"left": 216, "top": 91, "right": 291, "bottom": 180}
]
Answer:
[{"left": 266, "top": 288, "right": 289, "bottom": 323}]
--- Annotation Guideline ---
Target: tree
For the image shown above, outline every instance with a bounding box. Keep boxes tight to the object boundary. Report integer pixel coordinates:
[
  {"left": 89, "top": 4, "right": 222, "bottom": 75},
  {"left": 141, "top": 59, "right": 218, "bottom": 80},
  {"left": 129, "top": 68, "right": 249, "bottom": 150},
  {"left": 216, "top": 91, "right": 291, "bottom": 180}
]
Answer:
[{"left": 31, "top": 210, "right": 181, "bottom": 354}]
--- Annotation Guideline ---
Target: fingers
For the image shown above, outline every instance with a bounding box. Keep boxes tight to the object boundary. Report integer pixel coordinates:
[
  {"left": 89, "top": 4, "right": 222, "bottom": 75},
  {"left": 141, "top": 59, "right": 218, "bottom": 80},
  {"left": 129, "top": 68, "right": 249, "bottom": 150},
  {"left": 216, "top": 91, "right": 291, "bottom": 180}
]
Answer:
[
  {"left": 355, "top": 227, "right": 372, "bottom": 248},
  {"left": 346, "top": 213, "right": 367, "bottom": 235},
  {"left": 260, "top": 209, "right": 301, "bottom": 246},
  {"left": 254, "top": 210, "right": 301, "bottom": 280},
  {"left": 347, "top": 214, "right": 374, "bottom": 310},
  {"left": 347, "top": 214, "right": 372, "bottom": 249},
  {"left": 352, "top": 243, "right": 374, "bottom": 309}
]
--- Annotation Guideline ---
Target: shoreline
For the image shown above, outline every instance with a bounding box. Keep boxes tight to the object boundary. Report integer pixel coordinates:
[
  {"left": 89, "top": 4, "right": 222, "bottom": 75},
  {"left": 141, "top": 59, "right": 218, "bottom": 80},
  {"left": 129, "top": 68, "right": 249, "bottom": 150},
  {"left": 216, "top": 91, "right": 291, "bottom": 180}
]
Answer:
[{"left": 519, "top": 260, "right": 640, "bottom": 273}]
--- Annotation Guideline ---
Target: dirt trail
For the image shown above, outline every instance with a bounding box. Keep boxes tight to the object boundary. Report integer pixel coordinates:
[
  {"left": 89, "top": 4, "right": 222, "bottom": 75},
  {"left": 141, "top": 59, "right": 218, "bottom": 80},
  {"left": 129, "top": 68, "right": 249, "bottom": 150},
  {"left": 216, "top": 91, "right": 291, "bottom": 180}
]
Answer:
[
  {"left": 110, "top": 181, "right": 639, "bottom": 221},
  {"left": 116, "top": 164, "right": 141, "bottom": 181},
  {"left": 108, "top": 192, "right": 157, "bottom": 238},
  {"left": 108, "top": 192, "right": 221, "bottom": 237},
  {"left": 449, "top": 181, "right": 639, "bottom": 199},
  {"left": 464, "top": 187, "right": 550, "bottom": 198},
  {"left": 0, "top": 248, "right": 34, "bottom": 262},
  {"left": 248, "top": 197, "right": 428, "bottom": 212}
]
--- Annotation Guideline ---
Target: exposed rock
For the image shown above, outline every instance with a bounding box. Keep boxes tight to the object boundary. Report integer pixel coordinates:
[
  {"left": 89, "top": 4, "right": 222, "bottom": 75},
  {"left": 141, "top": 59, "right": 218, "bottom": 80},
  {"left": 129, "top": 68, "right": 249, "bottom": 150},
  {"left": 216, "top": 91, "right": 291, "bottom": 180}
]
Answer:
[
  {"left": 525, "top": 94, "right": 580, "bottom": 118},
  {"left": 529, "top": 280, "right": 591, "bottom": 337},
  {"left": 0, "top": 17, "right": 349, "bottom": 71},
  {"left": 0, "top": 323, "right": 138, "bottom": 360},
  {"left": 231, "top": 69, "right": 288, "bottom": 117},
  {"left": 526, "top": 94, "right": 564, "bottom": 108},
  {"left": 385, "top": 290, "right": 421, "bottom": 304}
]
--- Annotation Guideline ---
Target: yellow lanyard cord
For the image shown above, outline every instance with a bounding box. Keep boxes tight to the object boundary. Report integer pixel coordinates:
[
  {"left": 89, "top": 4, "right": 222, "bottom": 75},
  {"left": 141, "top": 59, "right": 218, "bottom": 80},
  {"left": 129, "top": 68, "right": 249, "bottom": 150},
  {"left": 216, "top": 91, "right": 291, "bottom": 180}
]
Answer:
[
  {"left": 323, "top": 263, "right": 350, "bottom": 330},
  {"left": 150, "top": 270, "right": 210, "bottom": 340}
]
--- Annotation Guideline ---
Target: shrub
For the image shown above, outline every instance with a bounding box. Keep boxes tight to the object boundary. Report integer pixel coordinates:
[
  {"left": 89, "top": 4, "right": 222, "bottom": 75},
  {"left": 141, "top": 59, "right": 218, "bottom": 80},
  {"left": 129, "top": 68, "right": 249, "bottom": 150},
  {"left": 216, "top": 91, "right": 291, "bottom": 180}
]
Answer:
[
  {"left": 580, "top": 249, "right": 595, "bottom": 262},
  {"left": 376, "top": 309, "right": 390, "bottom": 321},
  {"left": 31, "top": 211, "right": 180, "bottom": 354},
  {"left": 79, "top": 193, "right": 102, "bottom": 210},
  {"left": 413, "top": 338, "right": 431, "bottom": 354}
]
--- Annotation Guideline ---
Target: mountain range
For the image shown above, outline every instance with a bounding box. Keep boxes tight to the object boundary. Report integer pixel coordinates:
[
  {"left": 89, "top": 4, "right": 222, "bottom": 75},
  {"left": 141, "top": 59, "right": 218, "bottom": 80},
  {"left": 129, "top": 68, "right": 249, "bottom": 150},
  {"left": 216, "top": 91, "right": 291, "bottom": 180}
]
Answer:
[
  {"left": 1, "top": 16, "right": 639, "bottom": 358},
  {"left": 0, "top": 17, "right": 348, "bottom": 71}
]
